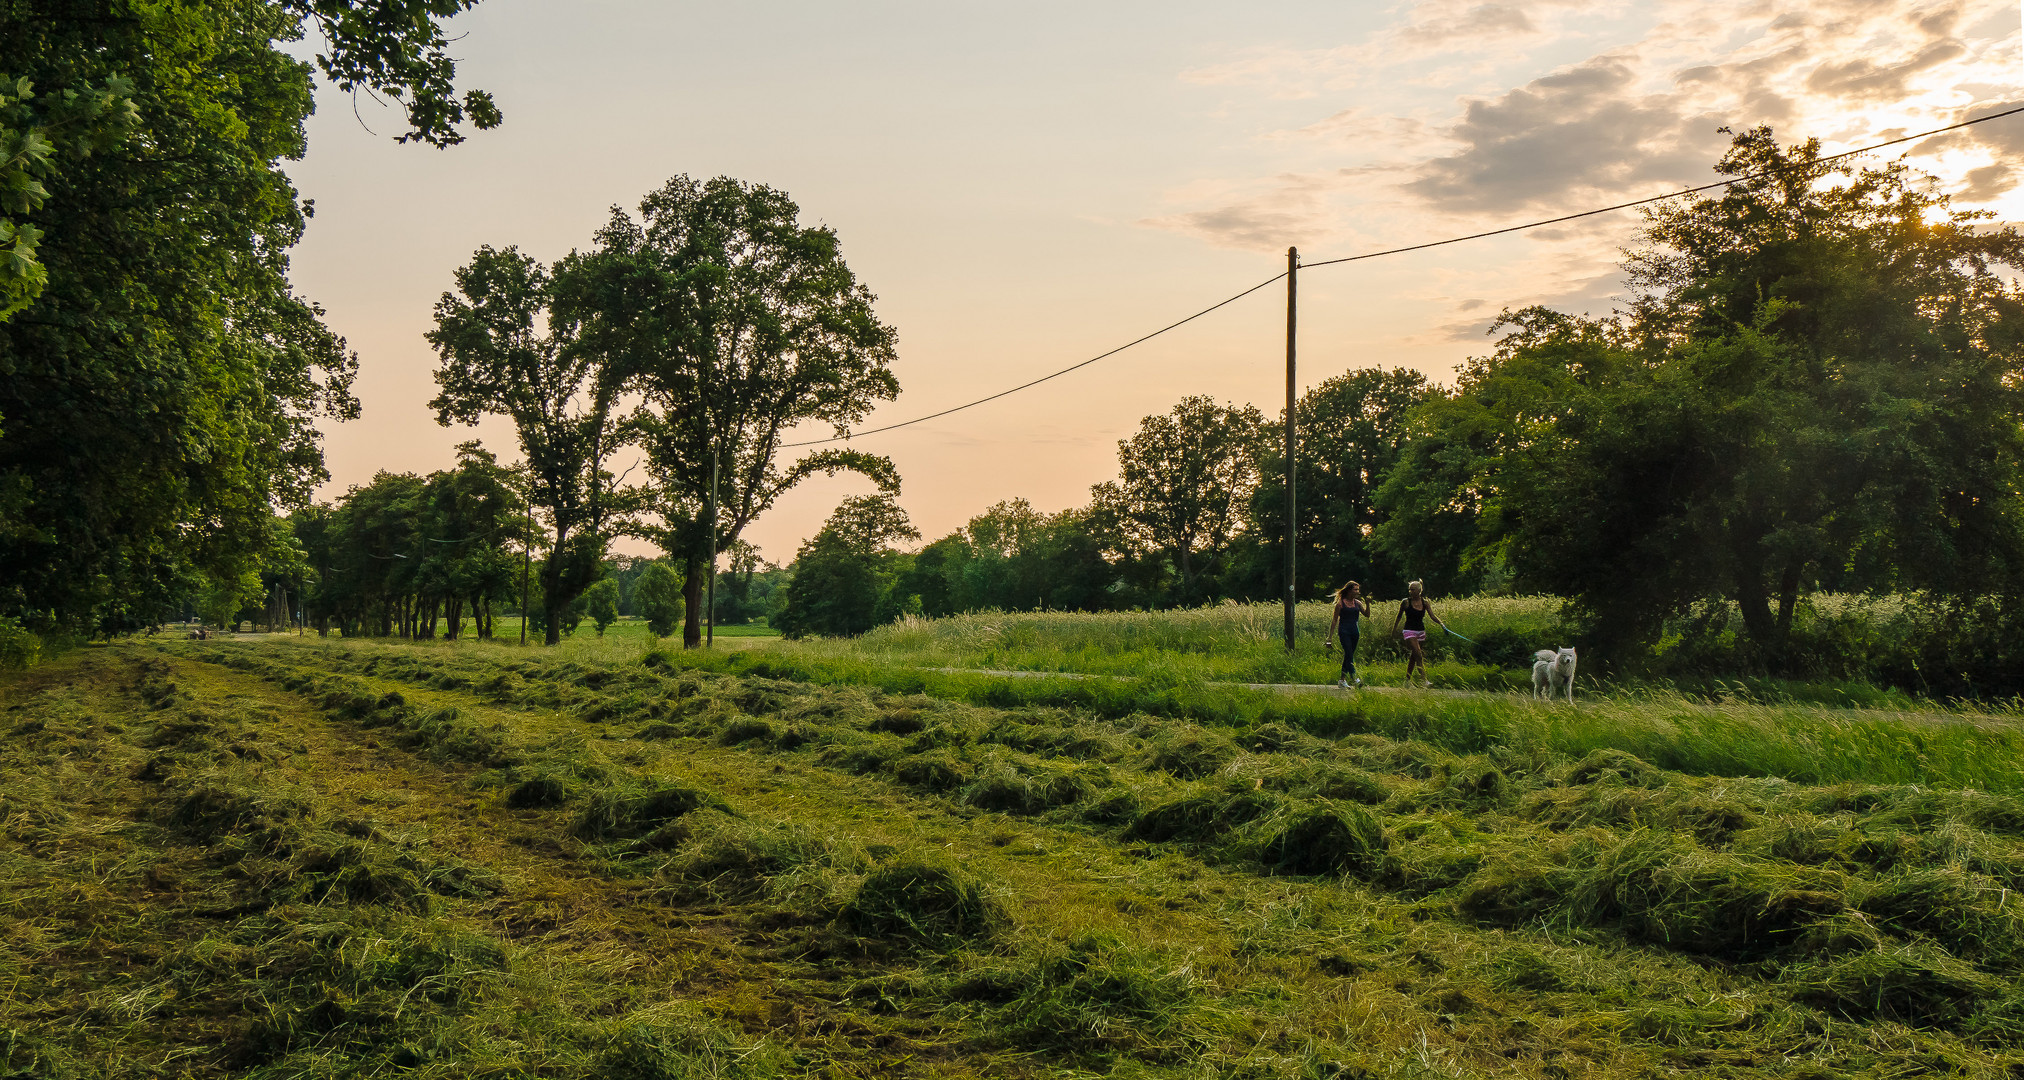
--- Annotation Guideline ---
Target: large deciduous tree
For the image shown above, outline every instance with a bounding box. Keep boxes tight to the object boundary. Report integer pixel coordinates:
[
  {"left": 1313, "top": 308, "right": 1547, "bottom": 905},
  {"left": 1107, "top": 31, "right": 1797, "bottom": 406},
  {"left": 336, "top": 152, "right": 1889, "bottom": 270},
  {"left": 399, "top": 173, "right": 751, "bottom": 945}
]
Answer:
[
  {"left": 559, "top": 175, "right": 902, "bottom": 647},
  {"left": 1377, "top": 128, "right": 2024, "bottom": 668},
  {"left": 427, "top": 246, "right": 628, "bottom": 645},
  {"left": 1092, "top": 396, "right": 1265, "bottom": 602},
  {"left": 0, "top": 0, "right": 499, "bottom": 633},
  {"left": 1247, "top": 367, "right": 1434, "bottom": 599}
]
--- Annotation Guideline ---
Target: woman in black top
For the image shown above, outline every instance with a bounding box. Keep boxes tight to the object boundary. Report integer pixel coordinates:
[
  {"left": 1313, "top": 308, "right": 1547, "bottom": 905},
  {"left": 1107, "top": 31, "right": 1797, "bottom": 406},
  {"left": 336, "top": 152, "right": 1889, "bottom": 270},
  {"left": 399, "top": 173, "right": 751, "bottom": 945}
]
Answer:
[
  {"left": 1325, "top": 580, "right": 1368, "bottom": 688},
  {"left": 1389, "top": 579, "right": 1446, "bottom": 687}
]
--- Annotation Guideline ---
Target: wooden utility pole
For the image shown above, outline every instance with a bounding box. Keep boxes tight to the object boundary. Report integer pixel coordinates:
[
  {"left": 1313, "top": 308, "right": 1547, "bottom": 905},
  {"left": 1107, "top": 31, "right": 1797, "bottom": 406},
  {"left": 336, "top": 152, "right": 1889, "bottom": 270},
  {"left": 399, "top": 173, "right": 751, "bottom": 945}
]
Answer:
[
  {"left": 1283, "top": 246, "right": 1298, "bottom": 651},
  {"left": 519, "top": 500, "right": 532, "bottom": 646},
  {"left": 706, "top": 449, "right": 717, "bottom": 648}
]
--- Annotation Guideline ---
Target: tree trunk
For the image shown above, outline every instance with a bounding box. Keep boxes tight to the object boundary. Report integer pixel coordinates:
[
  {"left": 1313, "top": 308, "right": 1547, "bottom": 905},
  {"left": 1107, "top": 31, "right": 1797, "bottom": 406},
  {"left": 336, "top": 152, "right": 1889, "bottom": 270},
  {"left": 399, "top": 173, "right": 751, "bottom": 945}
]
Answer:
[
  {"left": 1774, "top": 559, "right": 1802, "bottom": 660},
  {"left": 1730, "top": 536, "right": 1777, "bottom": 667},
  {"left": 544, "top": 593, "right": 564, "bottom": 646},
  {"left": 683, "top": 554, "right": 706, "bottom": 649}
]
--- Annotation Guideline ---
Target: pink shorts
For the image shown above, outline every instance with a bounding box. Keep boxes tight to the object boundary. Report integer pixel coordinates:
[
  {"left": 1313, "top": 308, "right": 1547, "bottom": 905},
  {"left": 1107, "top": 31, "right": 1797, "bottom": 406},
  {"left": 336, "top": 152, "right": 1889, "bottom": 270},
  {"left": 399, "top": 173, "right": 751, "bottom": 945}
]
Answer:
[{"left": 1402, "top": 630, "right": 1427, "bottom": 641}]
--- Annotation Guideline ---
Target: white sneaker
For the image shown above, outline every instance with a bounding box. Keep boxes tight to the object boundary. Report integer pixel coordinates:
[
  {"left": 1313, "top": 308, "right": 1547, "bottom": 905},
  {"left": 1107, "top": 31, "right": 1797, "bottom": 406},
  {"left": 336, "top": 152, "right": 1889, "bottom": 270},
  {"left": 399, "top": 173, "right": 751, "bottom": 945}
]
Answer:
[
  {"left": 1336, "top": 678, "right": 1347, "bottom": 689},
  {"left": 1354, "top": 677, "right": 1362, "bottom": 686}
]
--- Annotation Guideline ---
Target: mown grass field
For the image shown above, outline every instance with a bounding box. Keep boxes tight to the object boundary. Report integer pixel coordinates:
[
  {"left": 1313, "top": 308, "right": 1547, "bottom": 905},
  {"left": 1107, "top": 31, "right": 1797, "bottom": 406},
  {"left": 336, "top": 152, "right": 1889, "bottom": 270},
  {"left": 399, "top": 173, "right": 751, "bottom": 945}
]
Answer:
[{"left": 6, "top": 628, "right": 2024, "bottom": 1078}]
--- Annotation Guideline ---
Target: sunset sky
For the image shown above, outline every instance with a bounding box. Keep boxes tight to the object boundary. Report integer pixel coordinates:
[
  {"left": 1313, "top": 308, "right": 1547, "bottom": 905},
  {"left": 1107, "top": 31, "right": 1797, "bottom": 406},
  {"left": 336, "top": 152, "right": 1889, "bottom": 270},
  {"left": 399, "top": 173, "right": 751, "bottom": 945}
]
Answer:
[{"left": 285, "top": 0, "right": 2024, "bottom": 564}]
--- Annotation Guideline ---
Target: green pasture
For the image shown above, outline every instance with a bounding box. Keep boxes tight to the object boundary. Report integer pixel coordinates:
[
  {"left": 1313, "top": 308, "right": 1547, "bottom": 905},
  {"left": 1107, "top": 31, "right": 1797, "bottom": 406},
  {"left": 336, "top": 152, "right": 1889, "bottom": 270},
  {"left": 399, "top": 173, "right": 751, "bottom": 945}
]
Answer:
[{"left": 233, "top": 602, "right": 2024, "bottom": 795}]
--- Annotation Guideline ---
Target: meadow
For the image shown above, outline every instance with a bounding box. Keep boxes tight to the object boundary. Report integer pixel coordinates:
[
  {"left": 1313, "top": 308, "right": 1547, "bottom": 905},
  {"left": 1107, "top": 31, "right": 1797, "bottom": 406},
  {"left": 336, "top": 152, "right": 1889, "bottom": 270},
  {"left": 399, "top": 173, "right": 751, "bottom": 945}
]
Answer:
[{"left": 6, "top": 608, "right": 2024, "bottom": 1077}]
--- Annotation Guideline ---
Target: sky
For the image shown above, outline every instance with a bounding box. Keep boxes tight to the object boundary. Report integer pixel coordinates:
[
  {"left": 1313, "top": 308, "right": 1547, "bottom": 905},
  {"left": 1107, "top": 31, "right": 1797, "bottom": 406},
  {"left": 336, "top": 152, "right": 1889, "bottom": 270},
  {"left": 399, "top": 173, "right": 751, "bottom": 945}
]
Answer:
[{"left": 284, "top": 0, "right": 2024, "bottom": 565}]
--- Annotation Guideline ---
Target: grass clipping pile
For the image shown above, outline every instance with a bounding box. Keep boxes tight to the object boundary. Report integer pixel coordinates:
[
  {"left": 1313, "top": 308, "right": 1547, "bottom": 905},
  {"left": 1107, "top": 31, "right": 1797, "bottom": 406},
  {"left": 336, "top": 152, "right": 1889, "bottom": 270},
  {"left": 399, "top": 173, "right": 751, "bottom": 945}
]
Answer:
[{"left": 11, "top": 639, "right": 2024, "bottom": 1078}]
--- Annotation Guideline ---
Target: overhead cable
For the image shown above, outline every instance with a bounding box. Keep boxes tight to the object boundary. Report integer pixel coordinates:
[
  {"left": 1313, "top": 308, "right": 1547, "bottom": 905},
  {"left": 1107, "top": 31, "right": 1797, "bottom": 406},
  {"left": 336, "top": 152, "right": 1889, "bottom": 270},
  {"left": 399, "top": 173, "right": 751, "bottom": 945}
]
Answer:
[
  {"left": 1302, "top": 104, "right": 2024, "bottom": 268},
  {"left": 778, "top": 271, "right": 1288, "bottom": 447},
  {"left": 786, "top": 104, "right": 2024, "bottom": 448}
]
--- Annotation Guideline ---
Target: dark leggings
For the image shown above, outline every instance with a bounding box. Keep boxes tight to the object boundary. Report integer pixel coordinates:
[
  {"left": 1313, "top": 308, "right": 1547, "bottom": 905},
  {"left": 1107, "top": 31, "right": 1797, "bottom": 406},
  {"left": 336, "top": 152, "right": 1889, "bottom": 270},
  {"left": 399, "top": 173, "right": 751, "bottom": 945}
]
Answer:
[{"left": 1339, "top": 631, "right": 1359, "bottom": 677}]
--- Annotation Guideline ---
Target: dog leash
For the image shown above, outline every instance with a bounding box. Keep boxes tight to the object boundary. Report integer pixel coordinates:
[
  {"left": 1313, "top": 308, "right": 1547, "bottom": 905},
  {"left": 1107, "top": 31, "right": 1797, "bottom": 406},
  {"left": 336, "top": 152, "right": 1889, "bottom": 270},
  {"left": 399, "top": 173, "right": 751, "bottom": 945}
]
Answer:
[{"left": 1442, "top": 626, "right": 1477, "bottom": 644}]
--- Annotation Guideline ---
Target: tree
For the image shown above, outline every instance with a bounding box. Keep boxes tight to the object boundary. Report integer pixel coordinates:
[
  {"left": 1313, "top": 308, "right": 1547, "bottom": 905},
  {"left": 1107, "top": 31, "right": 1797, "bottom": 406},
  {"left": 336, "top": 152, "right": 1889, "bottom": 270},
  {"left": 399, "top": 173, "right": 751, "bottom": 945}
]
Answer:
[
  {"left": 1244, "top": 367, "right": 1434, "bottom": 600},
  {"left": 428, "top": 246, "right": 630, "bottom": 645},
  {"left": 632, "top": 561, "right": 685, "bottom": 638},
  {"left": 1377, "top": 129, "right": 2024, "bottom": 667},
  {"left": 776, "top": 494, "right": 917, "bottom": 638},
  {"left": 0, "top": 73, "right": 135, "bottom": 320},
  {"left": 559, "top": 175, "right": 902, "bottom": 648},
  {"left": 582, "top": 577, "right": 620, "bottom": 637},
  {"left": 0, "top": 0, "right": 499, "bottom": 635},
  {"left": 1092, "top": 396, "right": 1265, "bottom": 603}
]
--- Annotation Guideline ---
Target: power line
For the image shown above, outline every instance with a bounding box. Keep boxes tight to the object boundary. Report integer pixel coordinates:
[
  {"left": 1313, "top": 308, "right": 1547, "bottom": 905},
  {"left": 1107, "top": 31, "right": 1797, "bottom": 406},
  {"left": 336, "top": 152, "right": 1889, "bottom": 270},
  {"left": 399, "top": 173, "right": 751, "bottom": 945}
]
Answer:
[
  {"left": 784, "top": 104, "right": 2024, "bottom": 449},
  {"left": 1303, "top": 104, "right": 2024, "bottom": 269},
  {"left": 779, "top": 271, "right": 1288, "bottom": 447}
]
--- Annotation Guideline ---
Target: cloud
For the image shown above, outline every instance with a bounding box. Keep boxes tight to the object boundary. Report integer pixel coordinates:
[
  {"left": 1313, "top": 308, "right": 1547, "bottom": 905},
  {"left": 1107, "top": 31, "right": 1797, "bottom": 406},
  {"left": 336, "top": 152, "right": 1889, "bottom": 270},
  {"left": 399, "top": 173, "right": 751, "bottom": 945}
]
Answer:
[
  {"left": 1397, "top": 3, "right": 1540, "bottom": 47},
  {"left": 1138, "top": 173, "right": 1344, "bottom": 250},
  {"left": 1959, "top": 162, "right": 2017, "bottom": 200},
  {"left": 1805, "top": 40, "right": 1968, "bottom": 101},
  {"left": 1149, "top": 0, "right": 2024, "bottom": 313},
  {"left": 1401, "top": 54, "right": 1733, "bottom": 214},
  {"left": 1177, "top": 0, "right": 1609, "bottom": 97}
]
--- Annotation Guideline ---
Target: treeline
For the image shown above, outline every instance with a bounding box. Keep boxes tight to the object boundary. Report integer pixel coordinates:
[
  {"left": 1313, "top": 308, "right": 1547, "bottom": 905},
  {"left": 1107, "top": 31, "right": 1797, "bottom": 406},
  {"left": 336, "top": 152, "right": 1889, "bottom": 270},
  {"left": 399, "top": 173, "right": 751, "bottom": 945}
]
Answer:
[
  {"left": 233, "top": 446, "right": 788, "bottom": 641},
  {"left": 772, "top": 364, "right": 1432, "bottom": 636},
  {"left": 779, "top": 130, "right": 2024, "bottom": 686},
  {"left": 1, "top": 2, "right": 501, "bottom": 640},
  {"left": 0, "top": 8, "right": 901, "bottom": 652}
]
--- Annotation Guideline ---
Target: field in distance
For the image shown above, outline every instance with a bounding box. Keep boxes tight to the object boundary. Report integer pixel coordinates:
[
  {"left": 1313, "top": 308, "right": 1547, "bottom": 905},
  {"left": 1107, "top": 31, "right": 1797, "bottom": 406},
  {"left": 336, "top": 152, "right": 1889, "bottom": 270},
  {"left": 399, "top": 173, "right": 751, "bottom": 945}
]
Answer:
[{"left": 5, "top": 620, "right": 2024, "bottom": 1078}]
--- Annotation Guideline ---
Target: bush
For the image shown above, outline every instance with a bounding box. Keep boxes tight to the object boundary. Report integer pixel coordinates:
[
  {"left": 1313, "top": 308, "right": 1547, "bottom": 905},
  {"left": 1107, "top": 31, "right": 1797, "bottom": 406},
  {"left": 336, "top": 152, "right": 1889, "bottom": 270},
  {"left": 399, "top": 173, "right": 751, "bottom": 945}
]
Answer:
[
  {"left": 633, "top": 563, "right": 686, "bottom": 639},
  {"left": 0, "top": 618, "right": 39, "bottom": 670}
]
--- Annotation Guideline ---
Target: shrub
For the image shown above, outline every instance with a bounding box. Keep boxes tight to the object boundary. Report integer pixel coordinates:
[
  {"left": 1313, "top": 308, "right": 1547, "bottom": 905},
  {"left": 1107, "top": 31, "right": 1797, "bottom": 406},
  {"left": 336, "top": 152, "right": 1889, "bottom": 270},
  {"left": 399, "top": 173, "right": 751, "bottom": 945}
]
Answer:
[
  {"left": 632, "top": 563, "right": 686, "bottom": 639},
  {"left": 0, "top": 618, "right": 40, "bottom": 671}
]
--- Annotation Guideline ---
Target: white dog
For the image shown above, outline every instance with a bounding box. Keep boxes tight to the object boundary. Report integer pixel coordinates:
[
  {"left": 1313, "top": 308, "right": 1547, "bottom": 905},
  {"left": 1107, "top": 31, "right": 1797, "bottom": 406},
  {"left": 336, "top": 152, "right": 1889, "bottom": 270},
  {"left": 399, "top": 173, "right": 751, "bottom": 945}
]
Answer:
[{"left": 1532, "top": 647, "right": 1577, "bottom": 702}]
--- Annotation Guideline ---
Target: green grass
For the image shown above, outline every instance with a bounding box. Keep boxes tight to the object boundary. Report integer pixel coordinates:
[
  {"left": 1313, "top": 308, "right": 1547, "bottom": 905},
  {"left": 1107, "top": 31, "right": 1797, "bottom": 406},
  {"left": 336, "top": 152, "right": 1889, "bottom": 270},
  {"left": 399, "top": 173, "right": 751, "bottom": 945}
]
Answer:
[{"left": 11, "top": 625, "right": 2024, "bottom": 1077}]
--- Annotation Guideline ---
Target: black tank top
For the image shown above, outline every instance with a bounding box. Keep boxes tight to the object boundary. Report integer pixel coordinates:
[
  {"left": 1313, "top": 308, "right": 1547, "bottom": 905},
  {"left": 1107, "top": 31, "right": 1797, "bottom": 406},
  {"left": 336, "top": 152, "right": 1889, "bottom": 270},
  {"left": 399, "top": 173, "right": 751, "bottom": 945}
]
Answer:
[
  {"left": 1336, "top": 599, "right": 1362, "bottom": 629},
  {"left": 1400, "top": 598, "right": 1427, "bottom": 632}
]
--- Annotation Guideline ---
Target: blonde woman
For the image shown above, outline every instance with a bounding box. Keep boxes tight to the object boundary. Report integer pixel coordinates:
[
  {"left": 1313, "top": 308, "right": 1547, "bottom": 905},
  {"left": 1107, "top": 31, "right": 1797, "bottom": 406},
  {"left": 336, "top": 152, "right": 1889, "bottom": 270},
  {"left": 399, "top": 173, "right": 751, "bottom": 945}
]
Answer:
[
  {"left": 1324, "top": 580, "right": 1368, "bottom": 688},
  {"left": 1389, "top": 579, "right": 1447, "bottom": 687}
]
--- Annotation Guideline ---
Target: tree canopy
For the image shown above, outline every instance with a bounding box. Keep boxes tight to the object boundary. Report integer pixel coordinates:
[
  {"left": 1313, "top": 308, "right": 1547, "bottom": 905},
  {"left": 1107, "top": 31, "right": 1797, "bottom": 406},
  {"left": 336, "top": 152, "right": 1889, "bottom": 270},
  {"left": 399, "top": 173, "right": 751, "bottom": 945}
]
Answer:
[
  {"left": 560, "top": 174, "right": 903, "bottom": 646},
  {"left": 1374, "top": 128, "right": 2024, "bottom": 666},
  {"left": 428, "top": 246, "right": 629, "bottom": 645},
  {"left": 0, "top": 0, "right": 498, "bottom": 634}
]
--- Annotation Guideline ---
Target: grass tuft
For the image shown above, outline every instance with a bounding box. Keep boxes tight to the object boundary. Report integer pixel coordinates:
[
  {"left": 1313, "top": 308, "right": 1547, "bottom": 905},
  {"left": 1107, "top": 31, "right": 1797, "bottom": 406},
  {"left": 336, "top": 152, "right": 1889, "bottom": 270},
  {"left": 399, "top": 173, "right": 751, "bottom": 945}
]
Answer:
[
  {"left": 839, "top": 856, "right": 1005, "bottom": 946},
  {"left": 1256, "top": 803, "right": 1388, "bottom": 877}
]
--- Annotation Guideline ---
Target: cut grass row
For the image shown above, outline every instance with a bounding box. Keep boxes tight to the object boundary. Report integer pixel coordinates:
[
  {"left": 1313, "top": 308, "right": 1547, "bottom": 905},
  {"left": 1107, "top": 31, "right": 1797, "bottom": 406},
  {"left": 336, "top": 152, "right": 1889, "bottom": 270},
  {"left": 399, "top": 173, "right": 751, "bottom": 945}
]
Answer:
[
  {"left": 134, "top": 635, "right": 2024, "bottom": 1076},
  {"left": 273, "top": 631, "right": 2024, "bottom": 794}
]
